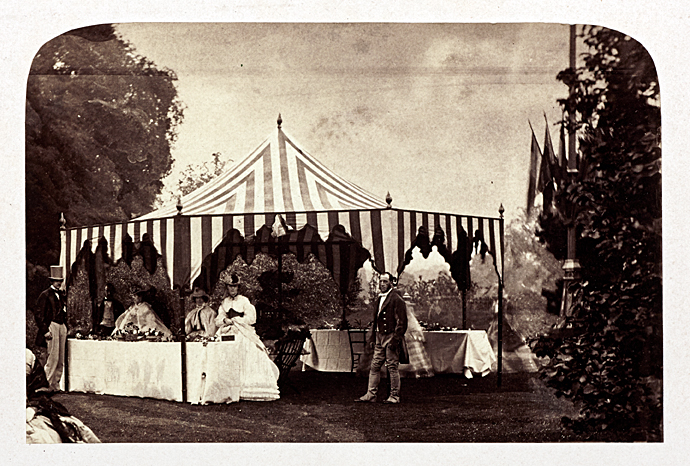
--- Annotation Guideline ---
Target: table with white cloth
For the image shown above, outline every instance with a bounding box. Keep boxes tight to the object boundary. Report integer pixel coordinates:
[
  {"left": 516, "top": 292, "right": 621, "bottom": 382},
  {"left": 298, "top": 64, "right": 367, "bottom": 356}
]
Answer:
[
  {"left": 301, "top": 329, "right": 496, "bottom": 378},
  {"left": 66, "top": 339, "right": 277, "bottom": 404}
]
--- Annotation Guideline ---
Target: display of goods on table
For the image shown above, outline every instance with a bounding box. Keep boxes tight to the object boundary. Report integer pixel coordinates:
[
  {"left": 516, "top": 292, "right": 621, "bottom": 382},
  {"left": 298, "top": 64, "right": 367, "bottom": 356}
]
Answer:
[
  {"left": 72, "top": 323, "right": 174, "bottom": 342},
  {"left": 418, "top": 321, "right": 461, "bottom": 331}
]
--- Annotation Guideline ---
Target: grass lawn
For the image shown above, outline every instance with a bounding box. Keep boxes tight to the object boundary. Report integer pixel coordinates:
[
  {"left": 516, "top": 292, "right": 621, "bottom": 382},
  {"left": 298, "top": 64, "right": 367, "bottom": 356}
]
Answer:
[{"left": 53, "top": 370, "right": 587, "bottom": 443}]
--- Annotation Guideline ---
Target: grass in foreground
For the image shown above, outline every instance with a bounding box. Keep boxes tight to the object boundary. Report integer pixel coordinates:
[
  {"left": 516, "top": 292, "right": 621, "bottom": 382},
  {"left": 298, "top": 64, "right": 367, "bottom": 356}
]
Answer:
[{"left": 53, "top": 371, "right": 587, "bottom": 443}]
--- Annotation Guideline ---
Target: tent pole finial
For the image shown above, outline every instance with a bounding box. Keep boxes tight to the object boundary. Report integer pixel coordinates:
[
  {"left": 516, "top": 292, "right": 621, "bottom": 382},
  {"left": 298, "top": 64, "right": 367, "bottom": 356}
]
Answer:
[
  {"left": 385, "top": 192, "right": 392, "bottom": 208},
  {"left": 277, "top": 113, "right": 282, "bottom": 129}
]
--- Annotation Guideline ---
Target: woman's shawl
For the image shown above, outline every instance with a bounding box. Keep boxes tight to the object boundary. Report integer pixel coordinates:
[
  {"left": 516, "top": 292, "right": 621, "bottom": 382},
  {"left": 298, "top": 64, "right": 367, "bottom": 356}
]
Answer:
[
  {"left": 185, "top": 303, "right": 218, "bottom": 337},
  {"left": 114, "top": 302, "right": 172, "bottom": 336}
]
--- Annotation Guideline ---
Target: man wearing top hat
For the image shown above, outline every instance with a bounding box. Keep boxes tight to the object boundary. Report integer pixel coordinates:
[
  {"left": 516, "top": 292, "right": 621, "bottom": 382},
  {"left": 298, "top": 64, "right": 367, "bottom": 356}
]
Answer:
[{"left": 34, "top": 266, "right": 68, "bottom": 392}]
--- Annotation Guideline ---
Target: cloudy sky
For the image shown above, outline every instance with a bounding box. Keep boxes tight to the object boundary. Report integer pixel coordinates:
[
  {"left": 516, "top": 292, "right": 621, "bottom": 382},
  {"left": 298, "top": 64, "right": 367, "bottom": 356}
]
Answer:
[{"left": 115, "top": 23, "right": 572, "bottom": 220}]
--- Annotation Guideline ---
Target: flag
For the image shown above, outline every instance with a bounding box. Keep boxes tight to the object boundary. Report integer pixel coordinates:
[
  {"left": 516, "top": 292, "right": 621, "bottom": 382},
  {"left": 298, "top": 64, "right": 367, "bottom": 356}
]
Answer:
[
  {"left": 558, "top": 114, "right": 567, "bottom": 182},
  {"left": 526, "top": 123, "right": 542, "bottom": 217},
  {"left": 540, "top": 115, "right": 557, "bottom": 214}
]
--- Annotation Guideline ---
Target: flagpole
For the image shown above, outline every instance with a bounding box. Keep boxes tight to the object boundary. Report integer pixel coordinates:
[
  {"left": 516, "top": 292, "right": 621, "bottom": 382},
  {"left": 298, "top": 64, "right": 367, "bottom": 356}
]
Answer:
[{"left": 560, "top": 24, "right": 582, "bottom": 320}]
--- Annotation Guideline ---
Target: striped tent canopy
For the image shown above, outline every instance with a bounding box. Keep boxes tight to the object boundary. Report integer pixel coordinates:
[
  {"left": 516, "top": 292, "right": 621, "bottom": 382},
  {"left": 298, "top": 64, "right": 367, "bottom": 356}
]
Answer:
[{"left": 60, "top": 119, "right": 505, "bottom": 295}]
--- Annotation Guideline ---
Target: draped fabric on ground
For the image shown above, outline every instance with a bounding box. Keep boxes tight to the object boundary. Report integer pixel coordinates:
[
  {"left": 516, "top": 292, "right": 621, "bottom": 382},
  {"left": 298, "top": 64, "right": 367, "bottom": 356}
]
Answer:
[{"left": 60, "top": 123, "right": 505, "bottom": 292}]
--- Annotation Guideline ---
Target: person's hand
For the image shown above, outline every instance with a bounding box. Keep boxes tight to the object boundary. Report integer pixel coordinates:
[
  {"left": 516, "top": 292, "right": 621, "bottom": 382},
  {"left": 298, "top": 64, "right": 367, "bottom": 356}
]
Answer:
[{"left": 44, "top": 331, "right": 52, "bottom": 341}]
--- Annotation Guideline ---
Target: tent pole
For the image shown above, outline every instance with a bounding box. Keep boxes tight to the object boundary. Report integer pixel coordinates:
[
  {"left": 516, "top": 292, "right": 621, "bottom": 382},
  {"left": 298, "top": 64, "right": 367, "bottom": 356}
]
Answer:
[
  {"left": 59, "top": 213, "right": 69, "bottom": 392},
  {"left": 462, "top": 289, "right": 467, "bottom": 330},
  {"left": 497, "top": 204, "right": 505, "bottom": 387},
  {"left": 178, "top": 288, "right": 188, "bottom": 403},
  {"left": 278, "top": 250, "right": 282, "bottom": 311}
]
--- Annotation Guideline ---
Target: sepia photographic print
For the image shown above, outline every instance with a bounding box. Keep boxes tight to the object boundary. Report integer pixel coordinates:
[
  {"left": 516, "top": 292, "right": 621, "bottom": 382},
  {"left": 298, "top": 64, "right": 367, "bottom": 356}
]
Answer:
[{"left": 5, "top": 1, "right": 686, "bottom": 464}]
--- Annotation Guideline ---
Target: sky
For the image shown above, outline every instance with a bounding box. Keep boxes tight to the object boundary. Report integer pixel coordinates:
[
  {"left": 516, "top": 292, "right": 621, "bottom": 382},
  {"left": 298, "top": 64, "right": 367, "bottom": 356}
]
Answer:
[{"left": 115, "top": 23, "right": 572, "bottom": 220}]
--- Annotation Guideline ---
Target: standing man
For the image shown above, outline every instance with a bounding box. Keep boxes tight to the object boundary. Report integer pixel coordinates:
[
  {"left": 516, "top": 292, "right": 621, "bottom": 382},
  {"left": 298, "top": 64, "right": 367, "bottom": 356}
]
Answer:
[
  {"left": 33, "top": 266, "right": 68, "bottom": 392},
  {"left": 356, "top": 272, "right": 408, "bottom": 404}
]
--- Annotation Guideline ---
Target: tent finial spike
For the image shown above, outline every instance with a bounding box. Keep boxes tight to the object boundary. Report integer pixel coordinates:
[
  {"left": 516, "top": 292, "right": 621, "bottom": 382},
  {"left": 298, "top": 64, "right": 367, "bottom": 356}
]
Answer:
[
  {"left": 385, "top": 191, "right": 392, "bottom": 208},
  {"left": 277, "top": 113, "right": 282, "bottom": 129}
]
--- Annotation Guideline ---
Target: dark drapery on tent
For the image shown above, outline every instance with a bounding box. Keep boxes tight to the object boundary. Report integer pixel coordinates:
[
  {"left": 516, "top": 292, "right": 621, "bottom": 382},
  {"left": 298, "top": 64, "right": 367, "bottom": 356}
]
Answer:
[{"left": 191, "top": 223, "right": 370, "bottom": 298}]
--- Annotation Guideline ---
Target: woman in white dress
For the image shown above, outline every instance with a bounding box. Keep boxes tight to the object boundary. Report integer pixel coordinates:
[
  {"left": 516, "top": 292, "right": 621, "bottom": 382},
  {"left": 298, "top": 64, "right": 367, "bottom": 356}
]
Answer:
[
  {"left": 112, "top": 288, "right": 172, "bottom": 337},
  {"left": 214, "top": 272, "right": 280, "bottom": 401}
]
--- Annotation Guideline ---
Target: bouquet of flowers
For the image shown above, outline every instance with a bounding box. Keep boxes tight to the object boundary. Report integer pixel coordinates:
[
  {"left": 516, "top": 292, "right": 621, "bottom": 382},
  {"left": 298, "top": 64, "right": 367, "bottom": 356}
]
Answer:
[{"left": 185, "top": 334, "right": 221, "bottom": 344}]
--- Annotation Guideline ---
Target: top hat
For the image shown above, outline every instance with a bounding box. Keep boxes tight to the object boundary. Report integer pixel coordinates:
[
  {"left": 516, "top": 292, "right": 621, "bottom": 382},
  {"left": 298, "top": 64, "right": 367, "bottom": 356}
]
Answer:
[
  {"left": 191, "top": 287, "right": 209, "bottom": 301},
  {"left": 220, "top": 271, "right": 241, "bottom": 286},
  {"left": 49, "top": 266, "right": 64, "bottom": 281}
]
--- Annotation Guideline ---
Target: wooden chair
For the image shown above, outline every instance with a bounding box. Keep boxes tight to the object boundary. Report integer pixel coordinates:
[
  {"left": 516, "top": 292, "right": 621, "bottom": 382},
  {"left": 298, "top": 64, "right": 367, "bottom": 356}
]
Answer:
[
  {"left": 272, "top": 337, "right": 307, "bottom": 394},
  {"left": 347, "top": 328, "right": 368, "bottom": 372}
]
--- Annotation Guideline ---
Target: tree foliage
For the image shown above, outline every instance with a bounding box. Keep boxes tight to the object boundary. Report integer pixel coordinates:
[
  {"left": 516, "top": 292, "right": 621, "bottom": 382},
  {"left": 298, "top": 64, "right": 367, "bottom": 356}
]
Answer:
[
  {"left": 534, "top": 26, "right": 662, "bottom": 441},
  {"left": 203, "top": 253, "right": 344, "bottom": 339},
  {"left": 178, "top": 152, "right": 227, "bottom": 196},
  {"left": 26, "top": 24, "right": 184, "bottom": 275}
]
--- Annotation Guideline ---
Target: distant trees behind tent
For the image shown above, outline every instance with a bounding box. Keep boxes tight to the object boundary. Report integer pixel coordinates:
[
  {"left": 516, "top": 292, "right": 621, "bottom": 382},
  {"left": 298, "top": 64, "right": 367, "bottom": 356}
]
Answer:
[
  {"left": 155, "top": 151, "right": 229, "bottom": 208},
  {"left": 25, "top": 24, "right": 184, "bottom": 330},
  {"left": 387, "top": 210, "right": 562, "bottom": 338}
]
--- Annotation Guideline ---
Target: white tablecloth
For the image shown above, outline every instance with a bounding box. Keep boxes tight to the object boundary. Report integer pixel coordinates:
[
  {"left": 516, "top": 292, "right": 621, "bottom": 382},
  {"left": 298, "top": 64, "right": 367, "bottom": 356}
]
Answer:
[
  {"left": 68, "top": 340, "right": 184, "bottom": 401},
  {"left": 300, "top": 330, "right": 353, "bottom": 372},
  {"left": 301, "top": 329, "right": 496, "bottom": 378},
  {"left": 67, "top": 339, "right": 275, "bottom": 403}
]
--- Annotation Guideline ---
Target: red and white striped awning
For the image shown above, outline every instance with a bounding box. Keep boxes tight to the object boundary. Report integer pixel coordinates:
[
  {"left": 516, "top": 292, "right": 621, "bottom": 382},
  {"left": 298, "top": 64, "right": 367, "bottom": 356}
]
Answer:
[{"left": 60, "top": 122, "right": 505, "bottom": 290}]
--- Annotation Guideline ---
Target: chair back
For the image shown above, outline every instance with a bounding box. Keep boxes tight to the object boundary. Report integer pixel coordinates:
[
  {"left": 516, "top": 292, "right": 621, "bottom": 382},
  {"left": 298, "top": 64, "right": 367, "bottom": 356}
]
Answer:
[
  {"left": 347, "top": 328, "right": 368, "bottom": 372},
  {"left": 273, "top": 337, "right": 306, "bottom": 382}
]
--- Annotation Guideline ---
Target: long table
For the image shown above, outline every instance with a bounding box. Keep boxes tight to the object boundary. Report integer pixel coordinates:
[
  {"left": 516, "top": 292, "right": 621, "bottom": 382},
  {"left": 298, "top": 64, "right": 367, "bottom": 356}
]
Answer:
[
  {"left": 301, "top": 329, "right": 496, "bottom": 378},
  {"left": 66, "top": 339, "right": 271, "bottom": 404}
]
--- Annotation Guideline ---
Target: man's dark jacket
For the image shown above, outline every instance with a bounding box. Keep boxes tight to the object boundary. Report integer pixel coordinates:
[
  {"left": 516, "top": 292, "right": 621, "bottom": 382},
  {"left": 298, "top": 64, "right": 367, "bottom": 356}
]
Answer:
[
  {"left": 370, "top": 289, "right": 409, "bottom": 363},
  {"left": 33, "top": 287, "right": 66, "bottom": 347}
]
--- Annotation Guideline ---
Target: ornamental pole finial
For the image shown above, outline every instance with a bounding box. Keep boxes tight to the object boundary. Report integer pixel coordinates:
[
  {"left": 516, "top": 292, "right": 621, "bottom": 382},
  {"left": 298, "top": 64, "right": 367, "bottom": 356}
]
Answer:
[
  {"left": 499, "top": 204, "right": 505, "bottom": 219},
  {"left": 277, "top": 113, "right": 282, "bottom": 129},
  {"left": 176, "top": 196, "right": 183, "bottom": 215},
  {"left": 59, "top": 212, "right": 66, "bottom": 230},
  {"left": 385, "top": 192, "right": 393, "bottom": 208}
]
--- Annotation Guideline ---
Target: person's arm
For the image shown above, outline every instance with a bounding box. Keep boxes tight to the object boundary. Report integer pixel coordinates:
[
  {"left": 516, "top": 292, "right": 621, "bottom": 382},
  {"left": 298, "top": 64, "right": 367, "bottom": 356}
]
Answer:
[
  {"left": 33, "top": 293, "right": 47, "bottom": 332},
  {"left": 34, "top": 293, "right": 52, "bottom": 340},
  {"left": 393, "top": 295, "right": 408, "bottom": 341},
  {"left": 367, "top": 299, "right": 378, "bottom": 348},
  {"left": 214, "top": 302, "right": 229, "bottom": 328},
  {"left": 239, "top": 299, "right": 256, "bottom": 326},
  {"left": 203, "top": 307, "right": 218, "bottom": 336},
  {"left": 184, "top": 309, "right": 193, "bottom": 335}
]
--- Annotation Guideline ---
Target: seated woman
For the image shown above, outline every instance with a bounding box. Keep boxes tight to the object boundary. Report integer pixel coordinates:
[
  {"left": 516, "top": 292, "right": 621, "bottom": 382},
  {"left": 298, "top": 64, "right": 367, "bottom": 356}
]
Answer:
[
  {"left": 112, "top": 288, "right": 172, "bottom": 337},
  {"left": 214, "top": 272, "right": 280, "bottom": 401},
  {"left": 26, "top": 348, "right": 100, "bottom": 444},
  {"left": 185, "top": 287, "right": 217, "bottom": 338}
]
